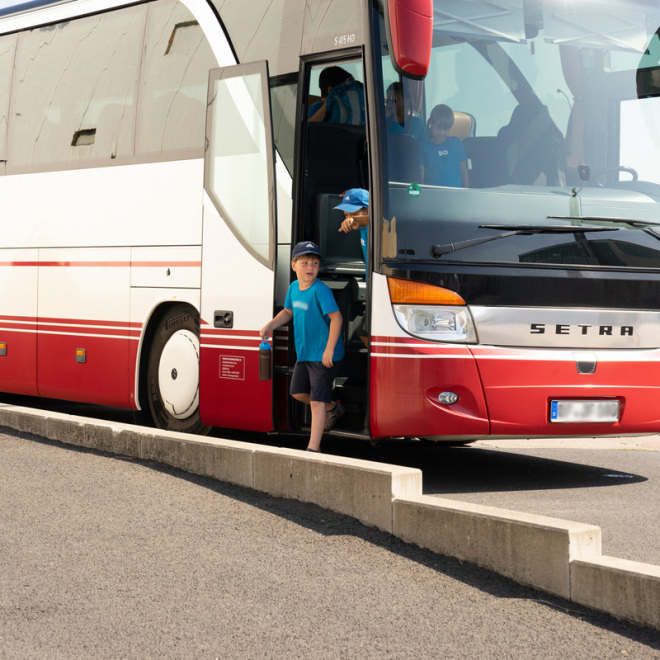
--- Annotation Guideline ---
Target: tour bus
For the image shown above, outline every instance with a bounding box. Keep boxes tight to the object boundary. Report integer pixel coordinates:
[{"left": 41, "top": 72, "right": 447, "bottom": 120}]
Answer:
[{"left": 1, "top": 0, "right": 660, "bottom": 443}]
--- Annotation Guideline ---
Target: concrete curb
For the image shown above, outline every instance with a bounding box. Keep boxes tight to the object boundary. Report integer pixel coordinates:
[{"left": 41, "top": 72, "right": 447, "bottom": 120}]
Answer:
[
  {"left": 571, "top": 556, "right": 660, "bottom": 630},
  {"left": 393, "top": 495, "right": 601, "bottom": 599},
  {"left": 1, "top": 403, "right": 658, "bottom": 631}
]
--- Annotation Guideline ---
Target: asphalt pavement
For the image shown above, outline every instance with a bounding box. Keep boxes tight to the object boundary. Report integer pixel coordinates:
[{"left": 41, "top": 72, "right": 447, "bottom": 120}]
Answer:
[{"left": 2, "top": 430, "right": 660, "bottom": 658}]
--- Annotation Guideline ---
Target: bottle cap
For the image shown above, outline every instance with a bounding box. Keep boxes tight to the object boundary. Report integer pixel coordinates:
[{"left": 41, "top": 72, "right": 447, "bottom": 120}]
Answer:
[{"left": 259, "top": 340, "right": 271, "bottom": 350}]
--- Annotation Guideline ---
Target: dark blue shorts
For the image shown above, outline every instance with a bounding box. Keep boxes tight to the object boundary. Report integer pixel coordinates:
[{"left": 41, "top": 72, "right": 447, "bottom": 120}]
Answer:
[{"left": 290, "top": 360, "right": 342, "bottom": 403}]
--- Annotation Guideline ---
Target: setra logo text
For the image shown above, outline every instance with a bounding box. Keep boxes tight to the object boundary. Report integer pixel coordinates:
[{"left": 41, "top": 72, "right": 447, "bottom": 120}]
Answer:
[{"left": 530, "top": 323, "right": 634, "bottom": 336}]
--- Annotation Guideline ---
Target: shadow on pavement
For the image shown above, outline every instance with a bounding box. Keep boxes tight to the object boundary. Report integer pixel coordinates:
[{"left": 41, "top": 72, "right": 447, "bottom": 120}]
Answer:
[{"left": 314, "top": 437, "right": 647, "bottom": 495}]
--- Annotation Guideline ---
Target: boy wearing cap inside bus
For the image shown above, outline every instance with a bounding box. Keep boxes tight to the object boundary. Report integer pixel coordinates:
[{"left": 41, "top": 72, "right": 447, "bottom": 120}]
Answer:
[
  {"left": 336, "top": 188, "right": 370, "bottom": 267},
  {"left": 260, "top": 241, "right": 345, "bottom": 452},
  {"left": 336, "top": 188, "right": 372, "bottom": 346}
]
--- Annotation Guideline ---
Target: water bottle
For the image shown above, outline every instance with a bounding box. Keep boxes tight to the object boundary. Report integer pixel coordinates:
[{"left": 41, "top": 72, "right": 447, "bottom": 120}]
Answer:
[{"left": 259, "top": 340, "right": 272, "bottom": 381}]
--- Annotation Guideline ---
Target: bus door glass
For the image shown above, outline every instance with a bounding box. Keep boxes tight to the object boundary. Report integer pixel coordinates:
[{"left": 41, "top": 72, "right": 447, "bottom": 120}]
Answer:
[{"left": 200, "top": 62, "right": 276, "bottom": 431}]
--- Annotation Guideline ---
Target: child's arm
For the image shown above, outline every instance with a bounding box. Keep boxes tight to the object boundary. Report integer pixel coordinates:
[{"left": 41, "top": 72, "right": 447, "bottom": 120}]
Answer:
[
  {"left": 260, "top": 308, "right": 293, "bottom": 342},
  {"left": 308, "top": 99, "right": 326, "bottom": 122},
  {"left": 460, "top": 161, "right": 470, "bottom": 188},
  {"left": 339, "top": 214, "right": 368, "bottom": 233},
  {"left": 322, "top": 310, "right": 343, "bottom": 368}
]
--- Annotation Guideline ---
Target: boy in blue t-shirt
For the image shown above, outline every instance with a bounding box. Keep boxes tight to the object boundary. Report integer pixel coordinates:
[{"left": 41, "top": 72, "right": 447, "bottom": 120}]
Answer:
[
  {"left": 420, "top": 104, "right": 470, "bottom": 188},
  {"left": 260, "top": 241, "right": 344, "bottom": 452}
]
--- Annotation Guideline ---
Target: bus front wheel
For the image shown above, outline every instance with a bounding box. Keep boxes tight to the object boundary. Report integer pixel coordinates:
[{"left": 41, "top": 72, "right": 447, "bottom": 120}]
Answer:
[{"left": 146, "top": 305, "right": 211, "bottom": 435}]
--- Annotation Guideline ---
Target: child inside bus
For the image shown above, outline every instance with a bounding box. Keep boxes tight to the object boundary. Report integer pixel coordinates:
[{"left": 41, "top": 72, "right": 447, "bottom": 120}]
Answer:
[
  {"left": 420, "top": 104, "right": 470, "bottom": 188},
  {"left": 385, "top": 82, "right": 426, "bottom": 142},
  {"left": 336, "top": 187, "right": 397, "bottom": 266},
  {"left": 260, "top": 241, "right": 345, "bottom": 452},
  {"left": 336, "top": 187, "right": 370, "bottom": 269},
  {"left": 308, "top": 66, "right": 365, "bottom": 125},
  {"left": 336, "top": 188, "right": 371, "bottom": 346},
  {"left": 308, "top": 66, "right": 352, "bottom": 121}
]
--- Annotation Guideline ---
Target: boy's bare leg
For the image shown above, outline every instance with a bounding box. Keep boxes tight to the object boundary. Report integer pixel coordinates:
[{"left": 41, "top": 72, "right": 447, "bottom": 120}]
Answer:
[
  {"left": 292, "top": 393, "right": 337, "bottom": 451},
  {"left": 308, "top": 400, "right": 326, "bottom": 451}
]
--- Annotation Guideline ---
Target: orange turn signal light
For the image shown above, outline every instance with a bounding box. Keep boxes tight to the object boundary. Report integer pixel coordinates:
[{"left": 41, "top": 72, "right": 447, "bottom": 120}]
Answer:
[{"left": 387, "top": 277, "right": 466, "bottom": 306}]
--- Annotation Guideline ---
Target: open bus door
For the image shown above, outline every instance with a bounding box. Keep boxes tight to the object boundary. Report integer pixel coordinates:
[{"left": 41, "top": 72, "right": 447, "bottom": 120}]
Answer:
[{"left": 199, "top": 62, "right": 276, "bottom": 432}]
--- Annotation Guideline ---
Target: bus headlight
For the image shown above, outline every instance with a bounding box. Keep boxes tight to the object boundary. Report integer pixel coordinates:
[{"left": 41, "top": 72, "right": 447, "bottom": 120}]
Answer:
[{"left": 393, "top": 305, "right": 477, "bottom": 343}]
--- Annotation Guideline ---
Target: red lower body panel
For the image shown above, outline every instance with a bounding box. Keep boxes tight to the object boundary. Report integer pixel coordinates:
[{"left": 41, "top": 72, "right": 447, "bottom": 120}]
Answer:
[
  {"left": 370, "top": 337, "right": 660, "bottom": 439},
  {"left": 370, "top": 337, "right": 489, "bottom": 438},
  {"left": 473, "top": 347, "right": 660, "bottom": 435},
  {"left": 37, "top": 330, "right": 133, "bottom": 408},
  {"left": 0, "top": 323, "right": 38, "bottom": 396},
  {"left": 199, "top": 328, "right": 273, "bottom": 432},
  {"left": 0, "top": 316, "right": 135, "bottom": 406}
]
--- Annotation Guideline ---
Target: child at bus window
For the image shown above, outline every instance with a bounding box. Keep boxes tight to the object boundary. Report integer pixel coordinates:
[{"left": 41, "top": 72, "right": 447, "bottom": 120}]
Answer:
[
  {"left": 308, "top": 66, "right": 352, "bottom": 121},
  {"left": 336, "top": 188, "right": 370, "bottom": 269},
  {"left": 336, "top": 189, "right": 372, "bottom": 347},
  {"left": 385, "top": 82, "right": 427, "bottom": 143},
  {"left": 419, "top": 104, "right": 470, "bottom": 188},
  {"left": 260, "top": 241, "right": 345, "bottom": 452},
  {"left": 335, "top": 189, "right": 397, "bottom": 347},
  {"left": 309, "top": 66, "right": 365, "bottom": 125},
  {"left": 336, "top": 188, "right": 397, "bottom": 270}
]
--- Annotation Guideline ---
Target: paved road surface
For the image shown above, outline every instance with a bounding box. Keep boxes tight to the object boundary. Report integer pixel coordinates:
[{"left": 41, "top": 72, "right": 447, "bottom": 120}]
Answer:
[
  {"left": 2, "top": 430, "right": 659, "bottom": 658},
  {"left": 2, "top": 393, "right": 659, "bottom": 567}
]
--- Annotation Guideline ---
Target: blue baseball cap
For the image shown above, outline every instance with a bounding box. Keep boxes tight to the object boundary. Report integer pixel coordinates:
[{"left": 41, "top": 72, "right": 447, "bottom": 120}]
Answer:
[
  {"left": 291, "top": 241, "right": 321, "bottom": 258},
  {"left": 334, "top": 188, "right": 369, "bottom": 213}
]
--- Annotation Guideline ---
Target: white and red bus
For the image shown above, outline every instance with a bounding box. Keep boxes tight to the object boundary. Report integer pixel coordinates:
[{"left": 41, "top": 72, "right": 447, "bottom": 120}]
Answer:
[{"left": 1, "top": 0, "right": 660, "bottom": 442}]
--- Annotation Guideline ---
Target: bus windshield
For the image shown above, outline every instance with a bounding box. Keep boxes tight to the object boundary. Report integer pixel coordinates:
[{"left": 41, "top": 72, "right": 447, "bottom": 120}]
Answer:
[{"left": 378, "top": 0, "right": 660, "bottom": 269}]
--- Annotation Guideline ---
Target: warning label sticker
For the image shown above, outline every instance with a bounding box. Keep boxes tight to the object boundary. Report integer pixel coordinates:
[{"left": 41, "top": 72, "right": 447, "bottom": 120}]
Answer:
[{"left": 219, "top": 355, "right": 245, "bottom": 380}]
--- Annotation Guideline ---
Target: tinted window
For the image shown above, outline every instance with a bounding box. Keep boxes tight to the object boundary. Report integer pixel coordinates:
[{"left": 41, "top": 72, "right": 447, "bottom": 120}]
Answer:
[
  {"left": 375, "top": 0, "right": 660, "bottom": 271},
  {"left": 270, "top": 81, "right": 296, "bottom": 175},
  {"left": 136, "top": 0, "right": 217, "bottom": 156},
  {"left": 0, "top": 33, "right": 15, "bottom": 170},
  {"left": 8, "top": 7, "right": 145, "bottom": 171},
  {"left": 206, "top": 65, "right": 274, "bottom": 266},
  {"left": 207, "top": 0, "right": 362, "bottom": 77}
]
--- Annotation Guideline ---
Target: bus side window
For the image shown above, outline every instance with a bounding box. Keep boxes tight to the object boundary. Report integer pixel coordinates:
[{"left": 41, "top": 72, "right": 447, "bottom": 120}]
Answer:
[
  {"left": 136, "top": 0, "right": 218, "bottom": 157},
  {"left": 8, "top": 8, "right": 145, "bottom": 171},
  {"left": 0, "top": 33, "right": 15, "bottom": 174}
]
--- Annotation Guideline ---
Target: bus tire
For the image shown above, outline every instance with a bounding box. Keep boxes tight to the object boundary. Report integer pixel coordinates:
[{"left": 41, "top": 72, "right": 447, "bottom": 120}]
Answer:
[{"left": 146, "top": 304, "right": 211, "bottom": 435}]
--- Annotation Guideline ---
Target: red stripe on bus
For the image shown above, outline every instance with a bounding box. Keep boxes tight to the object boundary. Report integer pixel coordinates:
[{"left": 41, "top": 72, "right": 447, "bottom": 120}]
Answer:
[
  {"left": 0, "top": 315, "right": 143, "bottom": 337},
  {"left": 203, "top": 328, "right": 262, "bottom": 337},
  {"left": 0, "top": 323, "right": 38, "bottom": 331},
  {"left": 201, "top": 338, "right": 258, "bottom": 348},
  {"left": 37, "top": 316, "right": 142, "bottom": 328},
  {"left": 1, "top": 261, "right": 200, "bottom": 268},
  {"left": 0, "top": 315, "right": 37, "bottom": 324}
]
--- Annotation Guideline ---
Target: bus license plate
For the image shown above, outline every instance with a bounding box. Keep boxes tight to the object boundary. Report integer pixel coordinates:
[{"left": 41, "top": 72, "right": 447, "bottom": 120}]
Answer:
[{"left": 550, "top": 399, "right": 619, "bottom": 423}]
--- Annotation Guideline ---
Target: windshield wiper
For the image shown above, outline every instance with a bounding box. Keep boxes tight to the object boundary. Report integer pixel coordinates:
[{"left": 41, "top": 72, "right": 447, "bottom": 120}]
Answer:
[
  {"left": 548, "top": 215, "right": 660, "bottom": 242},
  {"left": 548, "top": 215, "right": 660, "bottom": 228},
  {"left": 430, "top": 224, "right": 616, "bottom": 258}
]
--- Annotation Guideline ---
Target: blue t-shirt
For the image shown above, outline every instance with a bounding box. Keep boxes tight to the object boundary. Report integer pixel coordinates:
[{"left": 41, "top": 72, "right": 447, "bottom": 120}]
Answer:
[
  {"left": 324, "top": 78, "right": 365, "bottom": 125},
  {"left": 359, "top": 225, "right": 368, "bottom": 272},
  {"left": 284, "top": 279, "right": 345, "bottom": 362},
  {"left": 420, "top": 137, "right": 467, "bottom": 188},
  {"left": 387, "top": 114, "right": 427, "bottom": 142},
  {"left": 307, "top": 100, "right": 324, "bottom": 118}
]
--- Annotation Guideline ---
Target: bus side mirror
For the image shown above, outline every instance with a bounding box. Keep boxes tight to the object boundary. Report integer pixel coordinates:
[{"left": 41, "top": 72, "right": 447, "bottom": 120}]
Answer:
[{"left": 385, "top": 0, "right": 433, "bottom": 80}]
